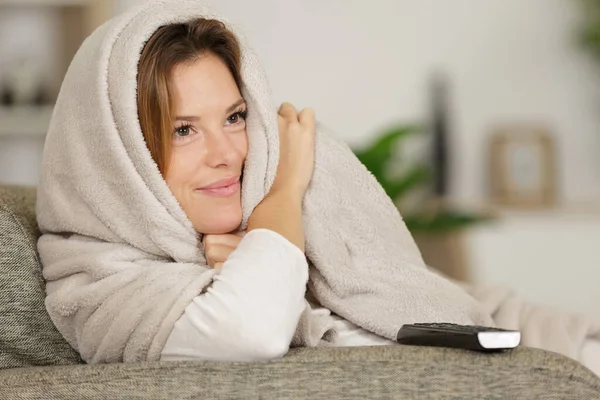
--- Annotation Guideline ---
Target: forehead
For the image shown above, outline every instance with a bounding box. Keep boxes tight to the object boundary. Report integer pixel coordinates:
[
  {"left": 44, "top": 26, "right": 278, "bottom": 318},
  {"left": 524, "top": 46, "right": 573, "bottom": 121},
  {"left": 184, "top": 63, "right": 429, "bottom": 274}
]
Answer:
[{"left": 170, "top": 54, "right": 240, "bottom": 111}]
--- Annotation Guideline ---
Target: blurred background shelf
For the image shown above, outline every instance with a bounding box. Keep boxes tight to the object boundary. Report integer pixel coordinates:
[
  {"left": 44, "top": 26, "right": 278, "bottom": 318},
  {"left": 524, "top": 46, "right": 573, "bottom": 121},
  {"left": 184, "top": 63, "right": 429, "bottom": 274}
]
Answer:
[
  {"left": 0, "top": 106, "right": 53, "bottom": 137},
  {"left": 0, "top": 0, "right": 114, "bottom": 186},
  {"left": 0, "top": 0, "right": 114, "bottom": 104},
  {"left": 0, "top": 0, "right": 93, "bottom": 6}
]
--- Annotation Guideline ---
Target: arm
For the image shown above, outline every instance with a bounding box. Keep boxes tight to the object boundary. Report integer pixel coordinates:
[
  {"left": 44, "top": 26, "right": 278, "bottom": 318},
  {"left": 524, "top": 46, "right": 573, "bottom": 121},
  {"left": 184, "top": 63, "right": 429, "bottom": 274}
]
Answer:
[
  {"left": 161, "top": 229, "right": 308, "bottom": 361},
  {"left": 246, "top": 191, "right": 304, "bottom": 252},
  {"left": 246, "top": 103, "right": 315, "bottom": 253}
]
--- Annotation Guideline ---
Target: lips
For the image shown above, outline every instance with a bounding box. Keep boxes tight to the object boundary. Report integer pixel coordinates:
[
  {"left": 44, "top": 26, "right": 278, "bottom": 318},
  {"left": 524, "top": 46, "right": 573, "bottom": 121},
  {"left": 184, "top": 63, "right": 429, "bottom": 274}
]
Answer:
[
  {"left": 196, "top": 175, "right": 241, "bottom": 197},
  {"left": 199, "top": 176, "right": 240, "bottom": 190}
]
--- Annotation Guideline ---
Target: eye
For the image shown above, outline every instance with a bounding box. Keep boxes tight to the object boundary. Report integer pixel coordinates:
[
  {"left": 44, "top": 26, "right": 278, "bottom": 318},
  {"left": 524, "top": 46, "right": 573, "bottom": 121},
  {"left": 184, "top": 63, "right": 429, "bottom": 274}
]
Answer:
[
  {"left": 174, "top": 124, "right": 193, "bottom": 137},
  {"left": 225, "top": 109, "right": 248, "bottom": 126}
]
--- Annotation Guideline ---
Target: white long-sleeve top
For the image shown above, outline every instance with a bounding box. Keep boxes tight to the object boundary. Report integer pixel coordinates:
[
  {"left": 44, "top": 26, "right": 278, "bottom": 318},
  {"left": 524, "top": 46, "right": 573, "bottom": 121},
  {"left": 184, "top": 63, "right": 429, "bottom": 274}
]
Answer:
[
  {"left": 160, "top": 228, "right": 396, "bottom": 362},
  {"left": 161, "top": 229, "right": 309, "bottom": 361},
  {"left": 160, "top": 229, "right": 600, "bottom": 378}
]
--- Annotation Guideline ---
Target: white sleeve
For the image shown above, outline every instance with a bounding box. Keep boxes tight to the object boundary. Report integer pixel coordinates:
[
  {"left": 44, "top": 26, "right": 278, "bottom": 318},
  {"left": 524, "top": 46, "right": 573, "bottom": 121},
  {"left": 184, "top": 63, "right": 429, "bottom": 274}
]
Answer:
[{"left": 160, "top": 228, "right": 309, "bottom": 362}]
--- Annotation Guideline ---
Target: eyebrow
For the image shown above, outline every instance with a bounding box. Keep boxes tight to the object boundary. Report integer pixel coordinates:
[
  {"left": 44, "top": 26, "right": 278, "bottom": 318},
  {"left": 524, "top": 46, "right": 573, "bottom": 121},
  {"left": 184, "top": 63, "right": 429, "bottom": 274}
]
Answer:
[{"left": 175, "top": 99, "right": 246, "bottom": 122}]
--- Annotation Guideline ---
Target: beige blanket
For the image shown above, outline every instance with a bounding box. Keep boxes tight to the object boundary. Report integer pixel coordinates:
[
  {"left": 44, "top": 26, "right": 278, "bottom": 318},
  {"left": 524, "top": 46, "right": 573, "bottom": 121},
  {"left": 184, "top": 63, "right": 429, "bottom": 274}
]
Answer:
[
  {"left": 461, "top": 282, "right": 600, "bottom": 360},
  {"left": 36, "top": 0, "right": 596, "bottom": 364}
]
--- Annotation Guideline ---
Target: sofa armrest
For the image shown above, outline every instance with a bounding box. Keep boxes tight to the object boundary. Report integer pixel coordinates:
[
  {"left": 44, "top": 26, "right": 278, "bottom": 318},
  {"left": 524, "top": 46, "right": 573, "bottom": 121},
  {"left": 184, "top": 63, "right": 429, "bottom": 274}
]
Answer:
[
  {"left": 0, "top": 185, "right": 83, "bottom": 368},
  {"left": 1, "top": 346, "right": 598, "bottom": 399}
]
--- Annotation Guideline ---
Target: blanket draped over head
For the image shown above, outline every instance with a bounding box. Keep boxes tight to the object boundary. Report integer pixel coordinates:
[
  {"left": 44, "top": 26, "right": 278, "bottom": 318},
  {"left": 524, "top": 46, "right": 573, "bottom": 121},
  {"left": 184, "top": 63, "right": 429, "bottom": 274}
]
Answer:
[{"left": 36, "top": 0, "right": 597, "bottom": 364}]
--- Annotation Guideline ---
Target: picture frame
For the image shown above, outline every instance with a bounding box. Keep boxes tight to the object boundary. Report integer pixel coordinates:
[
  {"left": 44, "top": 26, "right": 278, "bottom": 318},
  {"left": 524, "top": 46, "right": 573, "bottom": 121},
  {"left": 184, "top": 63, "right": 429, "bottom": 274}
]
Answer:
[{"left": 489, "top": 126, "right": 557, "bottom": 208}]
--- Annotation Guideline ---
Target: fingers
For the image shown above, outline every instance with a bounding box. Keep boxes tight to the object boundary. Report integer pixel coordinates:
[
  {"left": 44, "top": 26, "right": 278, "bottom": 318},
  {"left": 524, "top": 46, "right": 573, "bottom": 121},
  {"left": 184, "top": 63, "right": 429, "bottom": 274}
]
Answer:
[
  {"left": 203, "top": 233, "right": 245, "bottom": 268},
  {"left": 204, "top": 243, "right": 233, "bottom": 268},
  {"left": 213, "top": 262, "right": 224, "bottom": 270},
  {"left": 203, "top": 233, "right": 243, "bottom": 247},
  {"left": 278, "top": 102, "right": 298, "bottom": 121},
  {"left": 279, "top": 103, "right": 315, "bottom": 127},
  {"left": 297, "top": 107, "right": 315, "bottom": 127}
]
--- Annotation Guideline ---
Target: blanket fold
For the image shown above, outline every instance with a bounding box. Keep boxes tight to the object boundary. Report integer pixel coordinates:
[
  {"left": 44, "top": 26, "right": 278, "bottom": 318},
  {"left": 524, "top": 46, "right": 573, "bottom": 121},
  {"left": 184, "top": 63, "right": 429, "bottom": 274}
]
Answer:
[
  {"left": 460, "top": 282, "right": 600, "bottom": 360},
  {"left": 37, "top": 0, "right": 595, "bottom": 365}
]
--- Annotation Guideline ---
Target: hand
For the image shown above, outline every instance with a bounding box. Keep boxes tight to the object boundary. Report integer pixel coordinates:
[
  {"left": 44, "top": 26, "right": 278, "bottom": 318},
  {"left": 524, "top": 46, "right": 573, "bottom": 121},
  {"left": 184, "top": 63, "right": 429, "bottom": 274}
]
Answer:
[
  {"left": 270, "top": 102, "right": 316, "bottom": 199},
  {"left": 202, "top": 231, "right": 246, "bottom": 269}
]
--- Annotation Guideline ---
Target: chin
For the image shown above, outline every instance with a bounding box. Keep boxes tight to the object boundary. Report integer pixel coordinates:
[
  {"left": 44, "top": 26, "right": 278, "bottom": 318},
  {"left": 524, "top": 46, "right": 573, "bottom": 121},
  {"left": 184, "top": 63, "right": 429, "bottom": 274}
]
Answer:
[
  {"left": 194, "top": 214, "right": 243, "bottom": 235},
  {"left": 203, "top": 224, "right": 241, "bottom": 235}
]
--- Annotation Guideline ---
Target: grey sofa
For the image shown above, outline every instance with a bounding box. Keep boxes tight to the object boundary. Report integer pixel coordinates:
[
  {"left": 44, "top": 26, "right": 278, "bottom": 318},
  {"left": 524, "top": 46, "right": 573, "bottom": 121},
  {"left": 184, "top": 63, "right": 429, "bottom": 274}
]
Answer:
[{"left": 1, "top": 184, "right": 599, "bottom": 399}]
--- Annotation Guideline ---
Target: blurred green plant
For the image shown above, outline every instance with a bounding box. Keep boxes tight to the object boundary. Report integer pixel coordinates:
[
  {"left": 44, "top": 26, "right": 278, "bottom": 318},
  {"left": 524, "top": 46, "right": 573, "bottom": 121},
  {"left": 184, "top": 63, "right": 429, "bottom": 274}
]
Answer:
[
  {"left": 579, "top": 0, "right": 600, "bottom": 59},
  {"left": 352, "top": 124, "right": 489, "bottom": 234}
]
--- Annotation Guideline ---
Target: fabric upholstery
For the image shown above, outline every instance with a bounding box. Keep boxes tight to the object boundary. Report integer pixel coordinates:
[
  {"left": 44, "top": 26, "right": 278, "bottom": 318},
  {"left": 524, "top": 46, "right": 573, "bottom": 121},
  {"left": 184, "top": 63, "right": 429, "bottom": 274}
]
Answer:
[
  {"left": 0, "top": 185, "right": 82, "bottom": 369},
  {"left": 1, "top": 346, "right": 599, "bottom": 399}
]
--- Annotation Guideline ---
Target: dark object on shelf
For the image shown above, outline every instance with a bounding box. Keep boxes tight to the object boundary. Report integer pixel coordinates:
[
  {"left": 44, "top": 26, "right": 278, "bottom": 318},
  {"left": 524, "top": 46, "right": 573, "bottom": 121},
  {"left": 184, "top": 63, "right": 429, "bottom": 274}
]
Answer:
[
  {"left": 33, "top": 86, "right": 48, "bottom": 106},
  {"left": 1, "top": 86, "right": 14, "bottom": 106},
  {"left": 430, "top": 72, "right": 450, "bottom": 198}
]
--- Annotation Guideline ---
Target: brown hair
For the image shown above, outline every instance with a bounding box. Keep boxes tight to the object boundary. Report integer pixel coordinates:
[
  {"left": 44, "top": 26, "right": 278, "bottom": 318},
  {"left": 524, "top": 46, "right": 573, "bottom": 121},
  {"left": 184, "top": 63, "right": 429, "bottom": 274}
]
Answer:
[{"left": 137, "top": 18, "right": 243, "bottom": 175}]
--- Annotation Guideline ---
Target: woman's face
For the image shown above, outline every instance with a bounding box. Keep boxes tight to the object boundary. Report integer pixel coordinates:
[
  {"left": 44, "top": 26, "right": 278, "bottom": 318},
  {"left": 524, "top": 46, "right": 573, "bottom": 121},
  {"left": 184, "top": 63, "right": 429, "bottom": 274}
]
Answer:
[{"left": 165, "top": 53, "right": 248, "bottom": 234}]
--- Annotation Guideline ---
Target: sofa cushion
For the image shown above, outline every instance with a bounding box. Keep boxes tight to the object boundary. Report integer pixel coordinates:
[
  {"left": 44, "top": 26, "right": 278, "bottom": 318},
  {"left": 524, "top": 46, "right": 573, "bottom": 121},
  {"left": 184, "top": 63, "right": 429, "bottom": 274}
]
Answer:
[
  {"left": 0, "top": 346, "right": 599, "bottom": 399},
  {"left": 0, "top": 185, "right": 82, "bottom": 369}
]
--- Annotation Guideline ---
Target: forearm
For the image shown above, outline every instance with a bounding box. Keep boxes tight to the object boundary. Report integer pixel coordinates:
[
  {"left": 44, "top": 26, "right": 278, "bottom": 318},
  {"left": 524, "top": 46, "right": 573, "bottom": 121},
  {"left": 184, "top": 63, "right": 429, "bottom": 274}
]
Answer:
[
  {"left": 161, "top": 229, "right": 308, "bottom": 362},
  {"left": 247, "top": 189, "right": 305, "bottom": 252}
]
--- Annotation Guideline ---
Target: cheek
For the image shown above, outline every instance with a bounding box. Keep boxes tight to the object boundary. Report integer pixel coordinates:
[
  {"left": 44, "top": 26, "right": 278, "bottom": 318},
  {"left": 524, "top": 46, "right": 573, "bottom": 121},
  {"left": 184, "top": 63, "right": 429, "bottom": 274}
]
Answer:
[
  {"left": 164, "top": 147, "right": 203, "bottom": 194},
  {"left": 236, "top": 130, "right": 249, "bottom": 160}
]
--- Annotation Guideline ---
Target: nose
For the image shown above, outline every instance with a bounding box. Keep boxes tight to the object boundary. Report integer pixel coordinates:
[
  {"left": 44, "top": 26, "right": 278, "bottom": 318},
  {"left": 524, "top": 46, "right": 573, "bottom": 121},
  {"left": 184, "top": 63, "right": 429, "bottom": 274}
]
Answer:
[{"left": 203, "top": 129, "right": 237, "bottom": 168}]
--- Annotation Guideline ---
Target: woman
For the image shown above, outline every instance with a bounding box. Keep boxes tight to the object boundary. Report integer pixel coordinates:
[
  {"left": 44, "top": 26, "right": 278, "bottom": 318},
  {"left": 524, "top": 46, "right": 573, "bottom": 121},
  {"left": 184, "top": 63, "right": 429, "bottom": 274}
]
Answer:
[
  {"left": 36, "top": 1, "right": 600, "bottom": 372},
  {"left": 136, "top": 18, "right": 404, "bottom": 361},
  {"left": 36, "top": 0, "right": 506, "bottom": 365},
  {"left": 138, "top": 18, "right": 315, "bottom": 360}
]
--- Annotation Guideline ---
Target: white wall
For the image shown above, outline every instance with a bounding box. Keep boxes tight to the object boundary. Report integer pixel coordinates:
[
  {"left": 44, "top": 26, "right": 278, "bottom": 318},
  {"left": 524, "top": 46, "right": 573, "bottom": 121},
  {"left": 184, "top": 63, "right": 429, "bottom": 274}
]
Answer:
[
  {"left": 0, "top": 137, "right": 45, "bottom": 186},
  {"left": 467, "top": 211, "right": 600, "bottom": 319},
  {"left": 118, "top": 0, "right": 600, "bottom": 205},
  {"left": 4, "top": 0, "right": 599, "bottom": 202}
]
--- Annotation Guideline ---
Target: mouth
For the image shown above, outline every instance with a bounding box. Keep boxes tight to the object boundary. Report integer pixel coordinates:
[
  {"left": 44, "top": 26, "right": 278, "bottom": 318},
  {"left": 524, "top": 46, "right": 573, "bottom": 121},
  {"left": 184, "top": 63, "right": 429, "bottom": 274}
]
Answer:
[{"left": 195, "top": 175, "right": 241, "bottom": 198}]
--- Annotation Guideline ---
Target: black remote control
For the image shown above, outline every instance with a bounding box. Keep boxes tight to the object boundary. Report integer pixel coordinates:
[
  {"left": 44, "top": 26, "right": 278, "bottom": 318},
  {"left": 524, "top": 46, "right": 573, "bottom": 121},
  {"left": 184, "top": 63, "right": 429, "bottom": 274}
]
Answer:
[{"left": 396, "top": 323, "right": 521, "bottom": 352}]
